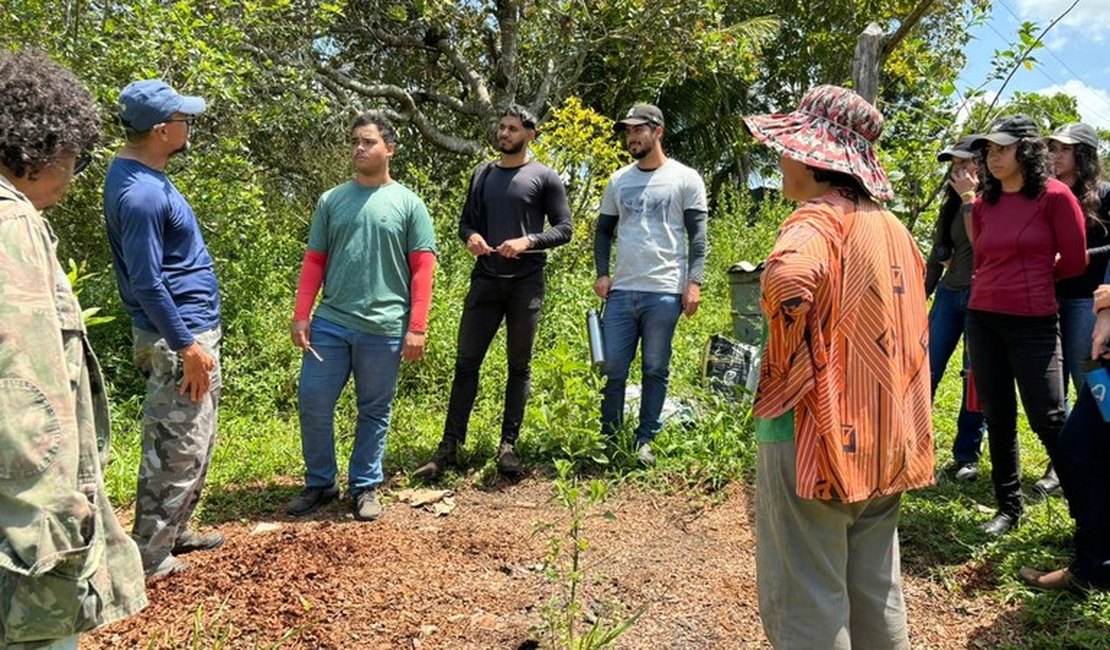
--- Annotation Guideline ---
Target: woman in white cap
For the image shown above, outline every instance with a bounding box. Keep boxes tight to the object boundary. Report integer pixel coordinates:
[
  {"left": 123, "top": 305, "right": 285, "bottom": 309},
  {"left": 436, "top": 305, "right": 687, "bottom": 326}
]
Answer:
[
  {"left": 1049, "top": 123, "right": 1110, "bottom": 410},
  {"left": 744, "top": 85, "right": 933, "bottom": 650},
  {"left": 950, "top": 115, "right": 1087, "bottom": 536},
  {"left": 927, "top": 135, "right": 987, "bottom": 483}
]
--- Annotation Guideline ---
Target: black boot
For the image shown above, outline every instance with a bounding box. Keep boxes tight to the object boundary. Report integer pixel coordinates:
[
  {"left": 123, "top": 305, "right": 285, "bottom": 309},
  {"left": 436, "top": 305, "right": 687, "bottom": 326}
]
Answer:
[
  {"left": 1032, "top": 463, "right": 1061, "bottom": 498},
  {"left": 413, "top": 438, "right": 458, "bottom": 481},
  {"left": 980, "top": 511, "right": 1020, "bottom": 537},
  {"left": 497, "top": 442, "right": 523, "bottom": 475}
]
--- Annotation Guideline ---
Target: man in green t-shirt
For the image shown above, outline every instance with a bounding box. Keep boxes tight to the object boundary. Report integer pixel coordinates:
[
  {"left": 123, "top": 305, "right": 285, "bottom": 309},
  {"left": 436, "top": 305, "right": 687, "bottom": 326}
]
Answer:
[{"left": 286, "top": 113, "right": 437, "bottom": 521}]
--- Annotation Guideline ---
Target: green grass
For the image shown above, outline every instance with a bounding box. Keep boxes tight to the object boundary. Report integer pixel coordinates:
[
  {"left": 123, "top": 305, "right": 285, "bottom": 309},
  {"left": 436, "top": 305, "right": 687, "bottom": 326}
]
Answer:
[
  {"left": 96, "top": 194, "right": 1110, "bottom": 647},
  {"left": 902, "top": 339, "right": 1110, "bottom": 649}
]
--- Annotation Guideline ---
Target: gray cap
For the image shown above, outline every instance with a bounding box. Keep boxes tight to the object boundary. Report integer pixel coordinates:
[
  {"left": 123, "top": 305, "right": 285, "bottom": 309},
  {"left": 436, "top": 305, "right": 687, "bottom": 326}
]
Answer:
[
  {"left": 1047, "top": 122, "right": 1099, "bottom": 149},
  {"left": 615, "top": 104, "right": 664, "bottom": 131},
  {"left": 937, "top": 134, "right": 979, "bottom": 162}
]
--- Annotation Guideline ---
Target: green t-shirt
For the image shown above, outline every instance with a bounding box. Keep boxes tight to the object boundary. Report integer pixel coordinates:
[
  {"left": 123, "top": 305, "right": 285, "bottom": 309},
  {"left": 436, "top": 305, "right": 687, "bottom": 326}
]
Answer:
[{"left": 308, "top": 180, "right": 436, "bottom": 336}]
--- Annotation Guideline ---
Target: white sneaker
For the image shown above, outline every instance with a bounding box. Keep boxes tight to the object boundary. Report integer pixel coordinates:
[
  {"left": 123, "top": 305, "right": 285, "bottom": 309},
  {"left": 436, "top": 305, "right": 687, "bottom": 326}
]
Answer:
[
  {"left": 953, "top": 462, "right": 979, "bottom": 482},
  {"left": 636, "top": 442, "right": 656, "bottom": 466}
]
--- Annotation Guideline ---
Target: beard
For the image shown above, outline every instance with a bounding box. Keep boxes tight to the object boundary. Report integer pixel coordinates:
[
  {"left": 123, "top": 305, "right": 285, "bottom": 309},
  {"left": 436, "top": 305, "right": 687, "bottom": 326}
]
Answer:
[
  {"left": 629, "top": 145, "right": 649, "bottom": 160},
  {"left": 498, "top": 139, "right": 525, "bottom": 155},
  {"left": 170, "top": 140, "right": 190, "bottom": 156}
]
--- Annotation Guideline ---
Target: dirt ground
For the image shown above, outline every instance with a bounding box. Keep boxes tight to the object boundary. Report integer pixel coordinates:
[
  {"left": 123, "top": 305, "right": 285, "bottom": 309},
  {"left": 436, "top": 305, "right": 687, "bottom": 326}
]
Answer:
[{"left": 87, "top": 478, "right": 1018, "bottom": 649}]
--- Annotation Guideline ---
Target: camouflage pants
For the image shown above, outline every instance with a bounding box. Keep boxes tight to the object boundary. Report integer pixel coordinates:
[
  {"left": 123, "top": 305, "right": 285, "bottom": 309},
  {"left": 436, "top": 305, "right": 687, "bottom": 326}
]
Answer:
[
  {"left": 4, "top": 634, "right": 79, "bottom": 649},
  {"left": 131, "top": 327, "right": 221, "bottom": 570}
]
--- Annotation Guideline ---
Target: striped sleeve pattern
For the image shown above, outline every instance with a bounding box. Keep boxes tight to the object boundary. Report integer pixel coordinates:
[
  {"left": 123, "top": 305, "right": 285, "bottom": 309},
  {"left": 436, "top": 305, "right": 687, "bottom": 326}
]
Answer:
[{"left": 753, "top": 193, "right": 934, "bottom": 503}]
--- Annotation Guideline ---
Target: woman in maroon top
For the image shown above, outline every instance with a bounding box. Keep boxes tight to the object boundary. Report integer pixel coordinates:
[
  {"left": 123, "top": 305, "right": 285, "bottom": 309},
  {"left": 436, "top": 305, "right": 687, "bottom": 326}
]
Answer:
[{"left": 951, "top": 115, "right": 1087, "bottom": 536}]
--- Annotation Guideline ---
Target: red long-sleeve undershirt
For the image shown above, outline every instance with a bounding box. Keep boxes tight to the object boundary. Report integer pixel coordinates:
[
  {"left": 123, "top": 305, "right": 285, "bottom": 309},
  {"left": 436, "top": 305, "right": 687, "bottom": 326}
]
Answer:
[
  {"left": 406, "top": 250, "right": 435, "bottom": 332},
  {"left": 292, "top": 249, "right": 436, "bottom": 332}
]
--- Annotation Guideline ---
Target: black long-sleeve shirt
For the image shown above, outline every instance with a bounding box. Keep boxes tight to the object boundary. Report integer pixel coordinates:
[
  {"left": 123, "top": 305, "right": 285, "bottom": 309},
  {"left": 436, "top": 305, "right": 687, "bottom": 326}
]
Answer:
[{"left": 458, "top": 160, "right": 572, "bottom": 278}]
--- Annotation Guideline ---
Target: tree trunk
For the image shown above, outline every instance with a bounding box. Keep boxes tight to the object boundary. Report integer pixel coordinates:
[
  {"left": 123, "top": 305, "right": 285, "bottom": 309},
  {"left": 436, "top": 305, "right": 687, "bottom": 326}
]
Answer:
[{"left": 851, "top": 22, "right": 884, "bottom": 104}]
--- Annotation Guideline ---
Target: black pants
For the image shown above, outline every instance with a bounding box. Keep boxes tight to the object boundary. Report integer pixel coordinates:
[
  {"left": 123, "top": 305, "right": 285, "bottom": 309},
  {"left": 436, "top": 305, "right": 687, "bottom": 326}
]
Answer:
[
  {"left": 966, "top": 309, "right": 1065, "bottom": 517},
  {"left": 443, "top": 270, "right": 544, "bottom": 445},
  {"left": 1056, "top": 381, "right": 1110, "bottom": 587}
]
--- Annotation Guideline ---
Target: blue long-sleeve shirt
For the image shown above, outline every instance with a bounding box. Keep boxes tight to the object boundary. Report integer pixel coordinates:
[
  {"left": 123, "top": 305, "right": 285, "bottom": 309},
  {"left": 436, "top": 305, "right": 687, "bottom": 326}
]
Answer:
[{"left": 103, "top": 158, "right": 220, "bottom": 350}]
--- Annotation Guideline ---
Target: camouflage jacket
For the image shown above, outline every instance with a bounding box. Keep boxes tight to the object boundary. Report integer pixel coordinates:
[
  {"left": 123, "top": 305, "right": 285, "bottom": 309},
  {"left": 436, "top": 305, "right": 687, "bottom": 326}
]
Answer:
[{"left": 0, "top": 176, "right": 146, "bottom": 646}]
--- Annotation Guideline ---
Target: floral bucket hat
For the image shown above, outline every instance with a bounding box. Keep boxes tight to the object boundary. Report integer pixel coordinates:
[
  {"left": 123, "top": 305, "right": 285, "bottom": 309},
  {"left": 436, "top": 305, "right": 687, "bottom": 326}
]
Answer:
[{"left": 743, "top": 85, "right": 893, "bottom": 202}]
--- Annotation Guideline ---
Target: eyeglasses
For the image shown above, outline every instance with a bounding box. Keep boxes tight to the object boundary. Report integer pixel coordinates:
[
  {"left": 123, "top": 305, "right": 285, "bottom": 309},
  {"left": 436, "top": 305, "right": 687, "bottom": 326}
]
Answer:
[
  {"left": 74, "top": 153, "right": 92, "bottom": 175},
  {"left": 165, "top": 116, "right": 197, "bottom": 127}
]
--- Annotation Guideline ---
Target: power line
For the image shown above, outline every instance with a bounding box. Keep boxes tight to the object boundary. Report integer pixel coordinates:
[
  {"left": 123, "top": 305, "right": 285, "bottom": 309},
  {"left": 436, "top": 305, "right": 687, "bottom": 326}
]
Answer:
[
  {"left": 978, "top": 7, "right": 1110, "bottom": 126},
  {"left": 992, "top": 0, "right": 1110, "bottom": 123},
  {"left": 996, "top": 0, "right": 1090, "bottom": 84}
]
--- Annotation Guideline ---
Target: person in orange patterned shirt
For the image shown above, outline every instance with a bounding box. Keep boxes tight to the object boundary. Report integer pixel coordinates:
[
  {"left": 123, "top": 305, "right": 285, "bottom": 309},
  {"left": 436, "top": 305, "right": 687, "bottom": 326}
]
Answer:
[{"left": 743, "top": 85, "right": 934, "bottom": 650}]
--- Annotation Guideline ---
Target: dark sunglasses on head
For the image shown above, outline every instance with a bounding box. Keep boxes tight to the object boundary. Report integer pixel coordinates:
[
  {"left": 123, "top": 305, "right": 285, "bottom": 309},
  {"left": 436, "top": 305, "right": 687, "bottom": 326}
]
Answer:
[{"left": 74, "top": 153, "right": 92, "bottom": 175}]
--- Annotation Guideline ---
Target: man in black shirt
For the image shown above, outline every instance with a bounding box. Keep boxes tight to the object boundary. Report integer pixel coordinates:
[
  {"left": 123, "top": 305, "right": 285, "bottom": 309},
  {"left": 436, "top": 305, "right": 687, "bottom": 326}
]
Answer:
[{"left": 414, "top": 105, "right": 572, "bottom": 479}]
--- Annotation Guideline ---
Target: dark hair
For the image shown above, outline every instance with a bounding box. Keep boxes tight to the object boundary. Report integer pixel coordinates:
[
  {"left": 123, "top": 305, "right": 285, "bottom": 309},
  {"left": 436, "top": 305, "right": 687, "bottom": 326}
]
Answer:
[
  {"left": 807, "top": 165, "right": 870, "bottom": 200},
  {"left": 123, "top": 124, "right": 152, "bottom": 143},
  {"left": 0, "top": 49, "right": 99, "bottom": 178},
  {"left": 500, "top": 104, "right": 537, "bottom": 130},
  {"left": 1071, "top": 142, "right": 1105, "bottom": 225},
  {"left": 979, "top": 137, "right": 1049, "bottom": 203},
  {"left": 934, "top": 185, "right": 963, "bottom": 255},
  {"left": 350, "top": 112, "right": 397, "bottom": 145}
]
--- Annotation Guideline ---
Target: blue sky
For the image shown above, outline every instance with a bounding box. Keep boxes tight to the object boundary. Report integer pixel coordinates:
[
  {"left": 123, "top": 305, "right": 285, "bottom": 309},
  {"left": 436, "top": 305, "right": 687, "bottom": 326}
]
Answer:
[{"left": 956, "top": 0, "right": 1110, "bottom": 128}]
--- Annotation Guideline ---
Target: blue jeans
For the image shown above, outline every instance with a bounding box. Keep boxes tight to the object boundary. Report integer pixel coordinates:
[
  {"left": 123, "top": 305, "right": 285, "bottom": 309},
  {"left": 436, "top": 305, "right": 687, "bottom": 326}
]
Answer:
[
  {"left": 928, "top": 286, "right": 986, "bottom": 464},
  {"left": 1056, "top": 381, "right": 1110, "bottom": 588},
  {"left": 1059, "top": 297, "right": 1096, "bottom": 400},
  {"left": 600, "top": 290, "right": 683, "bottom": 443},
  {"left": 297, "top": 317, "right": 402, "bottom": 494}
]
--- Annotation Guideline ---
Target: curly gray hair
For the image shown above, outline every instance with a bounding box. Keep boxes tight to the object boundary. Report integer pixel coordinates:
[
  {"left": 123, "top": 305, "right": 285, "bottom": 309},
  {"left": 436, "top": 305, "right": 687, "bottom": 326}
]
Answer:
[{"left": 0, "top": 49, "right": 100, "bottom": 178}]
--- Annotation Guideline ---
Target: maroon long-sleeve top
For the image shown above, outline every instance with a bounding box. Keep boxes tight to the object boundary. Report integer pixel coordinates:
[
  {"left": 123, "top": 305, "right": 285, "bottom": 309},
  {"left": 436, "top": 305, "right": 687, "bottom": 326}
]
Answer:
[{"left": 970, "top": 178, "right": 1087, "bottom": 316}]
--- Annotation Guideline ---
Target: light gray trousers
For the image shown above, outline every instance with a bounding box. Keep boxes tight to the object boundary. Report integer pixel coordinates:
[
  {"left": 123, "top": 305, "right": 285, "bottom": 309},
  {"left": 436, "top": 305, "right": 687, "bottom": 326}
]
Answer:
[{"left": 755, "top": 439, "right": 910, "bottom": 650}]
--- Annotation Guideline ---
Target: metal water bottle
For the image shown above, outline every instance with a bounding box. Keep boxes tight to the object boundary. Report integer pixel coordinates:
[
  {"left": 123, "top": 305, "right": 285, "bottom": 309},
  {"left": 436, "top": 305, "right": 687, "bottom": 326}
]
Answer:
[{"left": 587, "top": 308, "right": 606, "bottom": 368}]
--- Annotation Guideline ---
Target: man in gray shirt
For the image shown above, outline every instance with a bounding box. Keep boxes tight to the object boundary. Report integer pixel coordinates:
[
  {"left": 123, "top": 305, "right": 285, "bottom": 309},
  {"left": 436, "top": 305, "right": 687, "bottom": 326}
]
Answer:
[
  {"left": 594, "top": 103, "right": 708, "bottom": 464},
  {"left": 414, "top": 105, "right": 572, "bottom": 480}
]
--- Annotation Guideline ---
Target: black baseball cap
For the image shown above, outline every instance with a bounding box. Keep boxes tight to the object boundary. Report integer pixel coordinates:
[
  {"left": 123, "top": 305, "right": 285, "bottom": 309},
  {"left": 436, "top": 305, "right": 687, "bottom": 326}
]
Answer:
[
  {"left": 970, "top": 114, "right": 1041, "bottom": 148},
  {"left": 937, "top": 134, "right": 980, "bottom": 162},
  {"left": 615, "top": 104, "right": 664, "bottom": 131}
]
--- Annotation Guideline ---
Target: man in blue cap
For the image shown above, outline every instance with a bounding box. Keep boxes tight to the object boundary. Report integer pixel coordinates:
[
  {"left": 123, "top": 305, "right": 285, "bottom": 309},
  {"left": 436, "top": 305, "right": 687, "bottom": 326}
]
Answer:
[{"left": 103, "top": 79, "right": 224, "bottom": 579}]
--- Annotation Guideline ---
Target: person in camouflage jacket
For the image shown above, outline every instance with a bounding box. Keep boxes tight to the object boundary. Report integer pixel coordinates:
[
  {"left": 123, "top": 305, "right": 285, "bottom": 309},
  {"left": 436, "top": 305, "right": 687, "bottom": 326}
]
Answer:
[{"left": 0, "top": 49, "right": 146, "bottom": 648}]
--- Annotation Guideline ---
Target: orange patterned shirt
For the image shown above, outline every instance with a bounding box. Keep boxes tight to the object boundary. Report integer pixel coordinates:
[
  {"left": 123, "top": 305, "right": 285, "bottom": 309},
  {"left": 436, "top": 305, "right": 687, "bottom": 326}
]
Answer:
[{"left": 753, "top": 191, "right": 934, "bottom": 503}]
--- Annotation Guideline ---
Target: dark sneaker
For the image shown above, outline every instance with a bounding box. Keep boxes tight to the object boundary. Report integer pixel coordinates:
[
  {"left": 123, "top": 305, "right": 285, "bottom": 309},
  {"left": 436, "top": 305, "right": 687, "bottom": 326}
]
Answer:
[
  {"left": 1019, "top": 567, "right": 1083, "bottom": 593},
  {"left": 285, "top": 483, "right": 340, "bottom": 517},
  {"left": 412, "top": 438, "right": 458, "bottom": 481},
  {"left": 949, "top": 462, "right": 979, "bottom": 482},
  {"left": 980, "top": 511, "right": 1020, "bottom": 537},
  {"left": 635, "top": 441, "right": 656, "bottom": 466},
  {"left": 497, "top": 442, "right": 523, "bottom": 475},
  {"left": 353, "top": 489, "right": 382, "bottom": 521},
  {"left": 1032, "top": 464, "right": 1061, "bottom": 498},
  {"left": 172, "top": 529, "right": 225, "bottom": 555},
  {"left": 146, "top": 554, "right": 189, "bottom": 580}
]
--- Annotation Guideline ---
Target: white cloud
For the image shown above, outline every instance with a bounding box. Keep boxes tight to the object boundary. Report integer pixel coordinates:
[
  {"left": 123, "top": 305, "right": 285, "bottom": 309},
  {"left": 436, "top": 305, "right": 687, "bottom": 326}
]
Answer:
[
  {"left": 1034, "top": 79, "right": 1110, "bottom": 129},
  {"left": 1015, "top": 0, "right": 1110, "bottom": 34}
]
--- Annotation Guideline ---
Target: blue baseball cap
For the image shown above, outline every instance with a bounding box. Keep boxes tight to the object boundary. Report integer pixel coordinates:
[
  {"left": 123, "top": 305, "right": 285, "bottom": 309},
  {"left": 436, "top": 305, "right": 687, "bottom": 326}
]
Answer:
[{"left": 117, "top": 79, "right": 205, "bottom": 131}]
